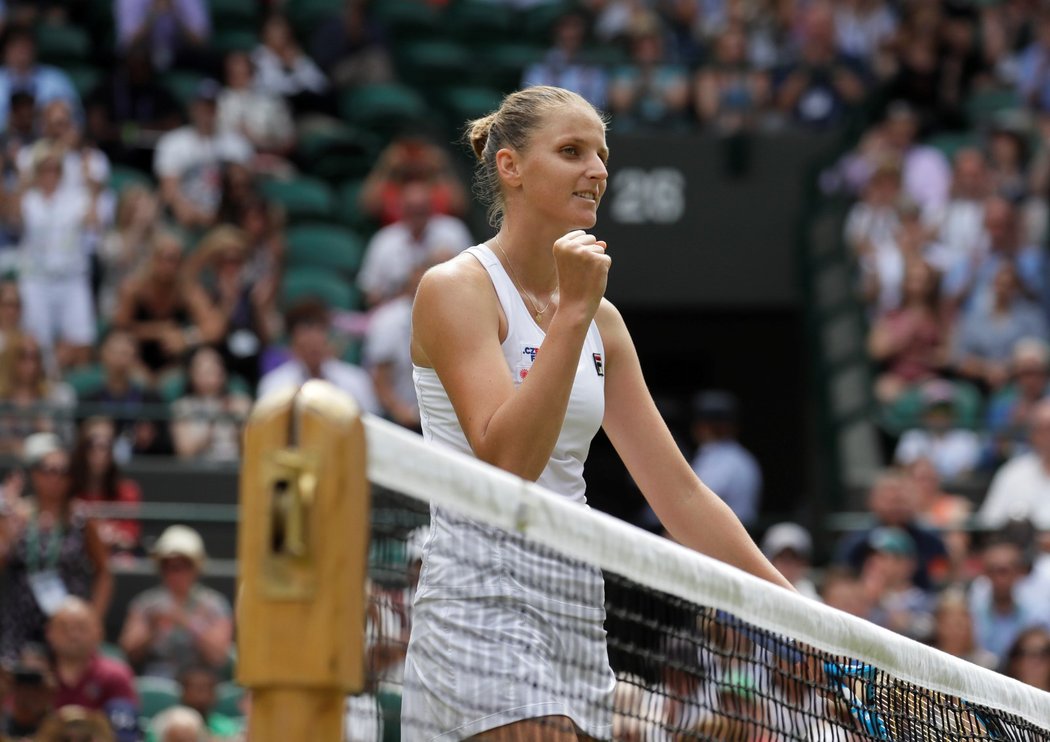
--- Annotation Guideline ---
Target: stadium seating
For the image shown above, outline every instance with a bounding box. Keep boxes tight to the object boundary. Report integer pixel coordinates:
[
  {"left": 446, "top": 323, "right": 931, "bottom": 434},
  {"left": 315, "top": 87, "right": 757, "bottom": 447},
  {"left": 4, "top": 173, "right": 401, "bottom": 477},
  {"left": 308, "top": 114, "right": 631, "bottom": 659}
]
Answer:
[
  {"left": 286, "top": 224, "right": 365, "bottom": 277},
  {"left": 280, "top": 267, "right": 360, "bottom": 311},
  {"left": 259, "top": 176, "right": 336, "bottom": 222},
  {"left": 135, "top": 676, "right": 181, "bottom": 722},
  {"left": 35, "top": 23, "right": 91, "bottom": 65}
]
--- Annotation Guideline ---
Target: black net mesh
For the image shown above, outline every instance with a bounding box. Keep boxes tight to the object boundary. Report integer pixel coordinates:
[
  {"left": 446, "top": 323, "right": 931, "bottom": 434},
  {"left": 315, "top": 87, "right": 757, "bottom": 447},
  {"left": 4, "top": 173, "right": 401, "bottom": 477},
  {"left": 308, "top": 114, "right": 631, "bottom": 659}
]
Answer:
[{"left": 353, "top": 487, "right": 1050, "bottom": 742}]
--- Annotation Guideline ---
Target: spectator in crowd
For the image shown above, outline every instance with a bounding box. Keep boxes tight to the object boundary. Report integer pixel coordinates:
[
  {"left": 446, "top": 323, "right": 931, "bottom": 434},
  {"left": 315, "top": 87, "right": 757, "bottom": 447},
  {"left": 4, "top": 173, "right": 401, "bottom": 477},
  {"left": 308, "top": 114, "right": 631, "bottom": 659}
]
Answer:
[
  {"left": 358, "top": 181, "right": 471, "bottom": 308},
  {"left": 363, "top": 264, "right": 423, "bottom": 430},
  {"left": 115, "top": 0, "right": 211, "bottom": 73},
  {"left": 170, "top": 345, "right": 251, "bottom": 463},
  {"left": 359, "top": 137, "right": 468, "bottom": 227},
  {"left": 112, "top": 230, "right": 224, "bottom": 384},
  {"left": 688, "top": 390, "right": 762, "bottom": 528},
  {"left": 309, "top": 0, "right": 394, "bottom": 88},
  {"left": 97, "top": 184, "right": 158, "bottom": 320},
  {"left": 0, "top": 90, "right": 37, "bottom": 189},
  {"left": 1002, "top": 626, "right": 1050, "bottom": 692},
  {"left": 820, "top": 566, "right": 874, "bottom": 619},
  {"left": 118, "top": 525, "right": 233, "bottom": 679},
  {"left": 943, "top": 195, "right": 1045, "bottom": 318},
  {"left": 693, "top": 22, "right": 770, "bottom": 133},
  {"left": 0, "top": 433, "right": 112, "bottom": 663},
  {"left": 252, "top": 14, "right": 329, "bottom": 110},
  {"left": 33, "top": 705, "right": 115, "bottom": 742},
  {"left": 860, "top": 526, "right": 935, "bottom": 641},
  {"left": 0, "top": 646, "right": 55, "bottom": 739},
  {"left": 835, "top": 470, "right": 949, "bottom": 590},
  {"left": 224, "top": 196, "right": 284, "bottom": 343},
  {"left": 759, "top": 522, "right": 819, "bottom": 600},
  {"left": 0, "top": 335, "right": 75, "bottom": 455},
  {"left": 149, "top": 665, "right": 242, "bottom": 742},
  {"left": 8, "top": 144, "right": 99, "bottom": 372},
  {"left": 833, "top": 0, "right": 898, "bottom": 63},
  {"left": 931, "top": 589, "right": 998, "bottom": 670},
  {"left": 607, "top": 13, "right": 690, "bottom": 132},
  {"left": 257, "top": 300, "right": 380, "bottom": 414},
  {"left": 929, "top": 148, "right": 990, "bottom": 272},
  {"left": 986, "top": 338, "right": 1050, "bottom": 463},
  {"left": 893, "top": 379, "right": 981, "bottom": 481},
  {"left": 0, "top": 278, "right": 26, "bottom": 382},
  {"left": 78, "top": 328, "right": 171, "bottom": 457},
  {"left": 859, "top": 201, "right": 950, "bottom": 318},
  {"left": 69, "top": 417, "right": 142, "bottom": 556},
  {"left": 905, "top": 456, "right": 975, "bottom": 584},
  {"left": 986, "top": 120, "right": 1031, "bottom": 203},
  {"left": 47, "top": 597, "right": 137, "bottom": 713},
  {"left": 844, "top": 160, "right": 902, "bottom": 260},
  {"left": 16, "top": 99, "right": 111, "bottom": 202},
  {"left": 523, "top": 11, "right": 608, "bottom": 110},
  {"left": 1017, "top": 9, "right": 1050, "bottom": 113},
  {"left": 189, "top": 226, "right": 270, "bottom": 389},
  {"left": 153, "top": 79, "right": 252, "bottom": 230},
  {"left": 0, "top": 26, "right": 77, "bottom": 131},
  {"left": 867, "top": 260, "right": 950, "bottom": 404},
  {"left": 217, "top": 50, "right": 295, "bottom": 160},
  {"left": 84, "top": 43, "right": 181, "bottom": 170},
  {"left": 933, "top": 5, "right": 988, "bottom": 131},
  {"left": 149, "top": 706, "right": 207, "bottom": 742},
  {"left": 977, "top": 398, "right": 1050, "bottom": 531},
  {"left": 774, "top": 2, "right": 868, "bottom": 129},
  {"left": 952, "top": 263, "right": 1048, "bottom": 392},
  {"left": 968, "top": 538, "right": 1045, "bottom": 662}
]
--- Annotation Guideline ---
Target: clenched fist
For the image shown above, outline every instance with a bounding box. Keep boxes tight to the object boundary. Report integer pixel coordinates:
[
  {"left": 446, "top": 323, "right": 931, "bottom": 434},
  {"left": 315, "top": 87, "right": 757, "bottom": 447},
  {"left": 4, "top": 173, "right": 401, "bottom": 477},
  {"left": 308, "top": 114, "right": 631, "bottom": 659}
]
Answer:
[{"left": 553, "top": 230, "right": 610, "bottom": 323}]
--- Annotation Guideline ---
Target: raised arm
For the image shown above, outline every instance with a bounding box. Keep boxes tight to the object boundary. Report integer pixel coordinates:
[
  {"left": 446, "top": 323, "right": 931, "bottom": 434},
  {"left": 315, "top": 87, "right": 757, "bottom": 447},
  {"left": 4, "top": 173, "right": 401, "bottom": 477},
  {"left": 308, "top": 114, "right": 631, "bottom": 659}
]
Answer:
[
  {"left": 596, "top": 300, "right": 794, "bottom": 591},
  {"left": 411, "top": 233, "right": 609, "bottom": 481}
]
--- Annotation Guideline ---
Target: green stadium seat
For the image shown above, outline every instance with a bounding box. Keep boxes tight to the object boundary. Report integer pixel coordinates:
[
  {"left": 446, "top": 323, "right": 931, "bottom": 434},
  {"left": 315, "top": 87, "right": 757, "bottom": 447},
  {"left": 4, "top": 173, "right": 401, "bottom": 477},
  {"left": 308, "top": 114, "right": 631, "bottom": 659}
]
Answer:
[
  {"left": 35, "top": 24, "right": 91, "bottom": 64},
  {"left": 64, "top": 364, "right": 105, "bottom": 399},
  {"left": 281, "top": 267, "right": 359, "bottom": 311},
  {"left": 160, "top": 370, "right": 252, "bottom": 403},
  {"left": 926, "top": 132, "right": 980, "bottom": 162},
  {"left": 209, "top": 0, "right": 260, "bottom": 30},
  {"left": 297, "top": 124, "right": 381, "bottom": 182},
  {"left": 212, "top": 29, "right": 259, "bottom": 55},
  {"left": 435, "top": 86, "right": 504, "bottom": 127},
  {"left": 337, "top": 179, "right": 372, "bottom": 232},
  {"left": 371, "top": 0, "right": 443, "bottom": 42},
  {"left": 285, "top": 0, "right": 343, "bottom": 39},
  {"left": 215, "top": 681, "right": 246, "bottom": 718},
  {"left": 108, "top": 165, "right": 153, "bottom": 194},
  {"left": 444, "top": 0, "right": 514, "bottom": 41},
  {"left": 478, "top": 43, "right": 547, "bottom": 90},
  {"left": 395, "top": 40, "right": 473, "bottom": 89},
  {"left": 379, "top": 689, "right": 402, "bottom": 742},
  {"left": 965, "top": 88, "right": 1022, "bottom": 126},
  {"left": 521, "top": 1, "right": 573, "bottom": 43},
  {"left": 879, "top": 379, "right": 984, "bottom": 435},
  {"left": 135, "top": 676, "right": 180, "bottom": 721},
  {"left": 99, "top": 641, "right": 128, "bottom": 663},
  {"left": 259, "top": 177, "right": 335, "bottom": 222},
  {"left": 286, "top": 224, "right": 365, "bottom": 276},
  {"left": 65, "top": 64, "right": 102, "bottom": 99},
  {"left": 338, "top": 84, "right": 430, "bottom": 136},
  {"left": 161, "top": 70, "right": 206, "bottom": 110}
]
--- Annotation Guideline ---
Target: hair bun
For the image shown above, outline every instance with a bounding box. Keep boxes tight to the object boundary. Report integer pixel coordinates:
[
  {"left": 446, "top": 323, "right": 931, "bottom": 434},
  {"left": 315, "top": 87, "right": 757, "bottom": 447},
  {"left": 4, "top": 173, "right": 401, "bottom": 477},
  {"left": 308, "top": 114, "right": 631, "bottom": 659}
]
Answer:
[{"left": 467, "top": 114, "right": 496, "bottom": 160}]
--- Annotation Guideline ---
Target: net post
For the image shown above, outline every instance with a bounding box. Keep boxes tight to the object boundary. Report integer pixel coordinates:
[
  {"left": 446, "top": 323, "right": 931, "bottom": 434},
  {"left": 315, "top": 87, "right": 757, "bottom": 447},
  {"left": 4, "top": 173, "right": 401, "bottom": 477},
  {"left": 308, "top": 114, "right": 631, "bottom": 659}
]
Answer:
[{"left": 236, "top": 380, "right": 371, "bottom": 742}]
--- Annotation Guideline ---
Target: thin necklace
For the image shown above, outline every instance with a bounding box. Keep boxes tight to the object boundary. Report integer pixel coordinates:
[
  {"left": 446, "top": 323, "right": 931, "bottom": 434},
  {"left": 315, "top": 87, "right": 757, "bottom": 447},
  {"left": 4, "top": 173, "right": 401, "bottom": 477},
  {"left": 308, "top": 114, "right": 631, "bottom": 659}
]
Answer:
[{"left": 491, "top": 237, "right": 558, "bottom": 324}]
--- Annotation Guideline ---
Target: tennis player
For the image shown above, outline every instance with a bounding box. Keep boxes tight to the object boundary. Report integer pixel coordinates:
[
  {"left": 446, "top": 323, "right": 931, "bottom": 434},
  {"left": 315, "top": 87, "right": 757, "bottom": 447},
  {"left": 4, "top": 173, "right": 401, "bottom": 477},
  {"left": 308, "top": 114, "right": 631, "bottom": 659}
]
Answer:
[{"left": 403, "top": 85, "right": 794, "bottom": 741}]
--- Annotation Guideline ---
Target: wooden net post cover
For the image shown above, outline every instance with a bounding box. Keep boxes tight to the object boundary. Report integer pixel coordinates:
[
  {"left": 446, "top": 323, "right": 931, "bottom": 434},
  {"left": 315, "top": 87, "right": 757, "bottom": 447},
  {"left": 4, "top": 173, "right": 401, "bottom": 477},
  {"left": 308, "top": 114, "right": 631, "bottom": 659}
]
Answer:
[{"left": 236, "top": 380, "right": 370, "bottom": 741}]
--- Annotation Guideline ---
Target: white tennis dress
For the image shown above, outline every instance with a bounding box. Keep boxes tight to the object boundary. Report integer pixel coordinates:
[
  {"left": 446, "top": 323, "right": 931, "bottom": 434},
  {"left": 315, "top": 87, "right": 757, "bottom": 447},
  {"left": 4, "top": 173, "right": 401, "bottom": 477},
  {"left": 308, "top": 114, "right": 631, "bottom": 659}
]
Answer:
[{"left": 403, "top": 244, "right": 614, "bottom": 741}]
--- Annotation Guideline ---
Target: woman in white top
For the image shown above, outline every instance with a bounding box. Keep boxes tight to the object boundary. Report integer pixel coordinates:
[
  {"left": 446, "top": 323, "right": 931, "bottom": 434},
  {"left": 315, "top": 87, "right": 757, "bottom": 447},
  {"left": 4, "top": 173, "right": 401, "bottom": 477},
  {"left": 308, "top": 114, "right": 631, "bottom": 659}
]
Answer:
[{"left": 404, "top": 85, "right": 793, "bottom": 741}]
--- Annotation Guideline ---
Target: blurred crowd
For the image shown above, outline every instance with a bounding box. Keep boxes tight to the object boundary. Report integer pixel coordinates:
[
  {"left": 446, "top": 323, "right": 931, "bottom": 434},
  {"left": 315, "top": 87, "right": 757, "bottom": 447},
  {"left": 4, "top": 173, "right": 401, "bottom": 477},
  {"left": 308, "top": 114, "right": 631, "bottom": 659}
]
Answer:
[{"left": 0, "top": 0, "right": 1048, "bottom": 739}]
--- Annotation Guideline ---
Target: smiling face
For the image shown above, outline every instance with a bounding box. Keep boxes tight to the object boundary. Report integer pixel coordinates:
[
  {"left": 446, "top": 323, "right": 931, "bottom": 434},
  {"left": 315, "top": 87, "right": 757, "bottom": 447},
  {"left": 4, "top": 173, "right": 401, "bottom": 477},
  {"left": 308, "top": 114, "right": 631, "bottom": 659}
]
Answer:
[{"left": 507, "top": 103, "right": 609, "bottom": 232}]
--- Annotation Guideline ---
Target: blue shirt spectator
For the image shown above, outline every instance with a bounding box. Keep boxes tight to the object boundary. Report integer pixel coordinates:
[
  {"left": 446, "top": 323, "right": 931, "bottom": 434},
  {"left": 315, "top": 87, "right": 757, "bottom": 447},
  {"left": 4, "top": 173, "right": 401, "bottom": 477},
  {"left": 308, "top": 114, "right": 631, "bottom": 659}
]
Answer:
[
  {"left": 116, "top": 0, "right": 211, "bottom": 71},
  {"left": 968, "top": 540, "right": 1048, "bottom": 662},
  {"left": 0, "top": 27, "right": 77, "bottom": 131},
  {"left": 689, "top": 391, "right": 762, "bottom": 527},
  {"left": 1016, "top": 10, "right": 1050, "bottom": 112},
  {"left": 523, "top": 12, "right": 607, "bottom": 109}
]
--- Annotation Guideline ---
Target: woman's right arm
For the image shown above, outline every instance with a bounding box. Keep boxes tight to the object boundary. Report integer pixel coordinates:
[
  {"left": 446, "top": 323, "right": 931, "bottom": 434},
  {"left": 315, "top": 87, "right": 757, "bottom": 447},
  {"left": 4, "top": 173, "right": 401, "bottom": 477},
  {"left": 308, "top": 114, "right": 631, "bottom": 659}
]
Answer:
[
  {"left": 119, "top": 603, "right": 153, "bottom": 664},
  {"left": 412, "top": 233, "right": 609, "bottom": 481}
]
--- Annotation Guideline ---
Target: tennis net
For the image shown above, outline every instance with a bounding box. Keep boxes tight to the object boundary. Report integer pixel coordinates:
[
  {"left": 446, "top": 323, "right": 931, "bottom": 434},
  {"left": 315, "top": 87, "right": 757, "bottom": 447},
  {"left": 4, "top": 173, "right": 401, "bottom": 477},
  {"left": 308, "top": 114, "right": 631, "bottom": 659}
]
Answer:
[{"left": 357, "top": 415, "right": 1050, "bottom": 741}]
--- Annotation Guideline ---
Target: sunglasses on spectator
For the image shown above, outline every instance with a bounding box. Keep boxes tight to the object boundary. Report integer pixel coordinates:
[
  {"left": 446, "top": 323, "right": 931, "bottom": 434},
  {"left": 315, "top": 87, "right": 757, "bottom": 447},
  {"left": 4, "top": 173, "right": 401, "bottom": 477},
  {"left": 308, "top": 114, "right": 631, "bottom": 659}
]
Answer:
[{"left": 160, "top": 558, "right": 195, "bottom": 573}]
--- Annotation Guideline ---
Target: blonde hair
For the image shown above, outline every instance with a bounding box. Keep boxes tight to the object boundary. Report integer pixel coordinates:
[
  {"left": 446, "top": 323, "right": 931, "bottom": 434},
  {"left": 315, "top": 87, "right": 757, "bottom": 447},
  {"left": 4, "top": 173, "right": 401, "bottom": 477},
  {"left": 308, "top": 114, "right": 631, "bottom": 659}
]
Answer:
[{"left": 465, "top": 86, "right": 605, "bottom": 227}]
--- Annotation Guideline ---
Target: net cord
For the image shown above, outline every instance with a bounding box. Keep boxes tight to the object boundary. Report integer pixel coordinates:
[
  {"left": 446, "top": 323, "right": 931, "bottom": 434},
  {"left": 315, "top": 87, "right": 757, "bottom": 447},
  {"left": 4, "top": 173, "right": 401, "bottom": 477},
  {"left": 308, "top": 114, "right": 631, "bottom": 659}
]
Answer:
[{"left": 362, "top": 414, "right": 1050, "bottom": 730}]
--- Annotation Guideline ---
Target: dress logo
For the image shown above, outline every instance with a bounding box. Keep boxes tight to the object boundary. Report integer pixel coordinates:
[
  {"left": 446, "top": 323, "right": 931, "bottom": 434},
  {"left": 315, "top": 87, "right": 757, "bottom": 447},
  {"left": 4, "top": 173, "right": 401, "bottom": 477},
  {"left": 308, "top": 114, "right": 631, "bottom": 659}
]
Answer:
[{"left": 593, "top": 353, "right": 604, "bottom": 377}]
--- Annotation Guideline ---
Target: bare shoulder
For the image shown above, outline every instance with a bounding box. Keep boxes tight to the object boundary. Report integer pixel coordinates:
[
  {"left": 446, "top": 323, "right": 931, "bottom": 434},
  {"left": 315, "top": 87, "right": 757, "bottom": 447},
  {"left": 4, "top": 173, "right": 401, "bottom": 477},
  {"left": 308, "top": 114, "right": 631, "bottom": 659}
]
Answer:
[
  {"left": 594, "top": 298, "right": 630, "bottom": 352},
  {"left": 412, "top": 251, "right": 500, "bottom": 365}
]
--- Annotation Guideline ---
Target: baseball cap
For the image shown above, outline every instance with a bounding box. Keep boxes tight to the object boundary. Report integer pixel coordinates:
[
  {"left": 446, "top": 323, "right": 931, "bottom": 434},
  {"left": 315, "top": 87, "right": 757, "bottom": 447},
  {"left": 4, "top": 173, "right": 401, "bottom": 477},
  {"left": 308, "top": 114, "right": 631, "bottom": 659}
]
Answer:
[
  {"left": 868, "top": 526, "right": 916, "bottom": 557},
  {"left": 761, "top": 522, "right": 813, "bottom": 560},
  {"left": 22, "top": 432, "right": 65, "bottom": 467},
  {"left": 692, "top": 390, "right": 738, "bottom": 422},
  {"left": 152, "top": 525, "right": 207, "bottom": 568}
]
